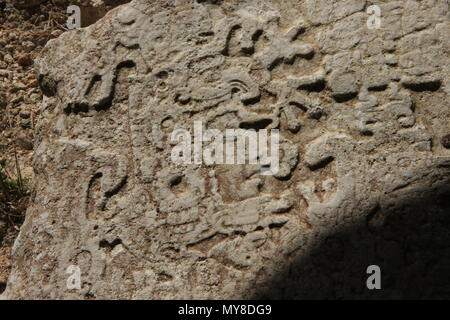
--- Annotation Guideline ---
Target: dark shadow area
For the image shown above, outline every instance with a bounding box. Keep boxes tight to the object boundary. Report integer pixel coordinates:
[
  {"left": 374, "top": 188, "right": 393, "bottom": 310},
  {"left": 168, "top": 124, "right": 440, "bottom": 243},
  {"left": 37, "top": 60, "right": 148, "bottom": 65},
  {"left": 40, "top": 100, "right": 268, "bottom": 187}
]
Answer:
[
  {"left": 403, "top": 80, "right": 441, "bottom": 92},
  {"left": 253, "top": 177, "right": 450, "bottom": 299}
]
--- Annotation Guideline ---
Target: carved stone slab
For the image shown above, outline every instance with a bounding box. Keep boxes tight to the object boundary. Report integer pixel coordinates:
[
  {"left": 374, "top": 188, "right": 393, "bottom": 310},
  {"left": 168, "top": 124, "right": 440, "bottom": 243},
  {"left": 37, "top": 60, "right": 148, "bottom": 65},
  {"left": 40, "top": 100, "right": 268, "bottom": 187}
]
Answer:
[{"left": 3, "top": 0, "right": 450, "bottom": 299}]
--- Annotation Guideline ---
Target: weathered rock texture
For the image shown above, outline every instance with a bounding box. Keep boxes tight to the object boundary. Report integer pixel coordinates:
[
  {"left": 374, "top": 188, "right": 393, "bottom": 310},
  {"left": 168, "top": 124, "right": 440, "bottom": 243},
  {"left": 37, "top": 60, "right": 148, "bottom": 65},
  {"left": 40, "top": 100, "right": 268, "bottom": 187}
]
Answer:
[{"left": 3, "top": 0, "right": 450, "bottom": 299}]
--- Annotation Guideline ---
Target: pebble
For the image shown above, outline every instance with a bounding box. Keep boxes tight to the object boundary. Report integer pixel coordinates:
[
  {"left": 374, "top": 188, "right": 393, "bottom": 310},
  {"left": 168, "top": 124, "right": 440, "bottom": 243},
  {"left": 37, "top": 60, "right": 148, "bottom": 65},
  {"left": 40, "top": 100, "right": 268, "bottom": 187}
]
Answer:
[
  {"left": 20, "top": 118, "right": 31, "bottom": 129},
  {"left": 10, "top": 81, "right": 27, "bottom": 92},
  {"left": 22, "top": 41, "right": 35, "bottom": 52},
  {"left": 442, "top": 135, "right": 450, "bottom": 149},
  {"left": 17, "top": 54, "right": 33, "bottom": 67},
  {"left": 0, "top": 69, "right": 10, "bottom": 78},
  {"left": 19, "top": 110, "right": 30, "bottom": 119},
  {"left": 15, "top": 136, "right": 33, "bottom": 150},
  {"left": 3, "top": 53, "right": 13, "bottom": 64}
]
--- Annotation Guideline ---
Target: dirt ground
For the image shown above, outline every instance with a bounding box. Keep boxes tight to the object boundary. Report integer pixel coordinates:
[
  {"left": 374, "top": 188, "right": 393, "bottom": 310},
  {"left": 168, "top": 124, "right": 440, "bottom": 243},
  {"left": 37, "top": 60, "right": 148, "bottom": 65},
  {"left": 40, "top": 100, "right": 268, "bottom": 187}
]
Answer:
[
  {"left": 0, "top": 0, "right": 69, "bottom": 292},
  {"left": 0, "top": 0, "right": 130, "bottom": 294}
]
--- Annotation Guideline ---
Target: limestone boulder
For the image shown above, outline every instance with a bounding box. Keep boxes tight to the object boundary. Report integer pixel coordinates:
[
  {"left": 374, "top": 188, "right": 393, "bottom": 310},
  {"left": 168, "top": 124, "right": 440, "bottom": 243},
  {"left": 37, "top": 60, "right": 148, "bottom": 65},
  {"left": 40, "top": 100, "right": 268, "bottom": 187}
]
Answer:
[{"left": 2, "top": 0, "right": 450, "bottom": 299}]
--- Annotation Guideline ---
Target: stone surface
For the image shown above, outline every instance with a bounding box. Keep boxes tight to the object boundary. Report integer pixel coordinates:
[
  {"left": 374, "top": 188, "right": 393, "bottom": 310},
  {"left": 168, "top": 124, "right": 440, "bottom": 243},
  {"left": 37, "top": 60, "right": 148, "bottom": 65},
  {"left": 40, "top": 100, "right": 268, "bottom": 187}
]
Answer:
[{"left": 2, "top": 0, "right": 450, "bottom": 299}]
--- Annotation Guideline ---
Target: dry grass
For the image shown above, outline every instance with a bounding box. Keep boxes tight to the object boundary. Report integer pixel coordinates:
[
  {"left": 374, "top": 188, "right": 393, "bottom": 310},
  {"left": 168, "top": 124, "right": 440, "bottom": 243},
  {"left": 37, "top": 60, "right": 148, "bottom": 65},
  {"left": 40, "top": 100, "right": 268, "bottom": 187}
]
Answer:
[
  {"left": 0, "top": 152, "right": 29, "bottom": 233},
  {"left": 0, "top": 152, "right": 30, "bottom": 291}
]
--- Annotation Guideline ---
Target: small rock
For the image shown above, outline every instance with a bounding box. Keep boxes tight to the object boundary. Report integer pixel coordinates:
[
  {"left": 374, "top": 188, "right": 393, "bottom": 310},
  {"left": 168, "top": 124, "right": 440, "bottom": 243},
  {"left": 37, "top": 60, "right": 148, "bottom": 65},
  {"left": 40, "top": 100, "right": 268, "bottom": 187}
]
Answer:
[
  {"left": 0, "top": 69, "right": 11, "bottom": 78},
  {"left": 22, "top": 41, "right": 35, "bottom": 52},
  {"left": 3, "top": 53, "right": 13, "bottom": 64},
  {"left": 15, "top": 136, "right": 34, "bottom": 150},
  {"left": 28, "top": 79, "right": 38, "bottom": 87},
  {"left": 20, "top": 118, "right": 31, "bottom": 129},
  {"left": 442, "top": 135, "right": 450, "bottom": 149},
  {"left": 19, "top": 110, "right": 31, "bottom": 119},
  {"left": 17, "top": 54, "right": 33, "bottom": 67},
  {"left": 10, "top": 81, "right": 27, "bottom": 92},
  {"left": 5, "top": 44, "right": 14, "bottom": 52}
]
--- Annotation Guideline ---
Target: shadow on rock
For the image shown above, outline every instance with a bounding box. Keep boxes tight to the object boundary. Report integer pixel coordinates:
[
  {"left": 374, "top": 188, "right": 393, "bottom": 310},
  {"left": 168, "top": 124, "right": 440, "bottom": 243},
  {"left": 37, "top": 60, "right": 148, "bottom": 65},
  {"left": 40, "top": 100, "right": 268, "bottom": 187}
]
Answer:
[{"left": 253, "top": 176, "right": 450, "bottom": 299}]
